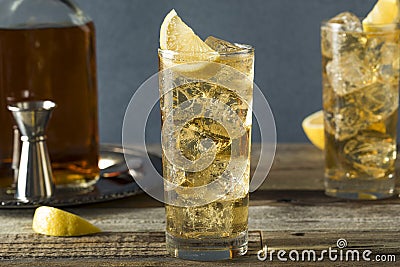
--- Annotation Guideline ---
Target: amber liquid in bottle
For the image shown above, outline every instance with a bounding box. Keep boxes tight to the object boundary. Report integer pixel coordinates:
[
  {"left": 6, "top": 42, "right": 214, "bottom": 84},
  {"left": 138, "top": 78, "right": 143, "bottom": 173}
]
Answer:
[{"left": 0, "top": 22, "right": 99, "bottom": 188}]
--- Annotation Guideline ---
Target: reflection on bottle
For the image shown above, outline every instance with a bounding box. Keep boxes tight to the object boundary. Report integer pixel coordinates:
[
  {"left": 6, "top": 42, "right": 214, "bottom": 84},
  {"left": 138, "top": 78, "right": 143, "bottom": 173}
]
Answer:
[{"left": 11, "top": 125, "right": 20, "bottom": 185}]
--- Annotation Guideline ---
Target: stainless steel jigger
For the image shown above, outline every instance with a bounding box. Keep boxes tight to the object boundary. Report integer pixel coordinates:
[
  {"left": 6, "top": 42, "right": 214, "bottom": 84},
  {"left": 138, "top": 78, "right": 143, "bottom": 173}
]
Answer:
[{"left": 8, "top": 101, "right": 56, "bottom": 202}]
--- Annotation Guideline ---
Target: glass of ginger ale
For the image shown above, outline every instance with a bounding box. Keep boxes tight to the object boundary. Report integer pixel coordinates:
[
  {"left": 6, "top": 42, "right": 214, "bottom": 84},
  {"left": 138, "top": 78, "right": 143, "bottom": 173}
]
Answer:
[
  {"left": 158, "top": 10, "right": 254, "bottom": 260},
  {"left": 321, "top": 12, "right": 399, "bottom": 199}
]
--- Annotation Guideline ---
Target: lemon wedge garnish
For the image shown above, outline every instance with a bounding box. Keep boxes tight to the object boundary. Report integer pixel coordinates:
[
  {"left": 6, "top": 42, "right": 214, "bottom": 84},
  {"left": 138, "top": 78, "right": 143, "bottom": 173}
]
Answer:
[
  {"left": 160, "top": 9, "right": 216, "bottom": 55},
  {"left": 302, "top": 110, "right": 325, "bottom": 150},
  {"left": 159, "top": 9, "right": 219, "bottom": 73},
  {"left": 363, "top": 0, "right": 399, "bottom": 31},
  {"left": 32, "top": 206, "right": 101, "bottom": 237}
]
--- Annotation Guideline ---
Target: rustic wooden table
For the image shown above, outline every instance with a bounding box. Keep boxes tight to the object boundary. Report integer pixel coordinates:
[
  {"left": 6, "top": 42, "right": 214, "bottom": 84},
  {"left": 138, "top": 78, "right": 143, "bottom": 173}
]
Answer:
[{"left": 0, "top": 144, "right": 399, "bottom": 266}]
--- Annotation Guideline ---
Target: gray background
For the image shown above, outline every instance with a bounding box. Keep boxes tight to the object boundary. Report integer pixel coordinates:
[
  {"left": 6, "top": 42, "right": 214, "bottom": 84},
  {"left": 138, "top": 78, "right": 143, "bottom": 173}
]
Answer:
[{"left": 74, "top": 0, "right": 377, "bottom": 144}]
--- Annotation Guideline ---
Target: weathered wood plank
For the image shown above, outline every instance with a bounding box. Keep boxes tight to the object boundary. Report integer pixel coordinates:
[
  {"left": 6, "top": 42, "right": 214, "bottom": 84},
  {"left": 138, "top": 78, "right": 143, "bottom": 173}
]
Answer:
[
  {"left": 1, "top": 204, "right": 399, "bottom": 234},
  {"left": 0, "top": 231, "right": 397, "bottom": 266},
  {"left": 0, "top": 231, "right": 261, "bottom": 261},
  {"left": 0, "top": 259, "right": 394, "bottom": 267},
  {"left": 254, "top": 144, "right": 325, "bottom": 191},
  {"left": 261, "top": 231, "right": 400, "bottom": 254}
]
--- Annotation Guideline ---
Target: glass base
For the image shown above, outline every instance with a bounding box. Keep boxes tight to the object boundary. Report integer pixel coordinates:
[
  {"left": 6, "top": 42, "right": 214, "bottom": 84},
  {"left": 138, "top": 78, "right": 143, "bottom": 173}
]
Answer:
[
  {"left": 325, "top": 177, "right": 395, "bottom": 200},
  {"left": 166, "top": 230, "right": 248, "bottom": 261}
]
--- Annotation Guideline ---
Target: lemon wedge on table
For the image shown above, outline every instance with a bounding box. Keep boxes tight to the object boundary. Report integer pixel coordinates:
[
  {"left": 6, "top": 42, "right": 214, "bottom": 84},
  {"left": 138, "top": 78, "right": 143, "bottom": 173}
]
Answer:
[
  {"left": 32, "top": 206, "right": 101, "bottom": 237},
  {"left": 159, "top": 9, "right": 219, "bottom": 72},
  {"left": 362, "top": 0, "right": 399, "bottom": 31},
  {"left": 302, "top": 110, "right": 325, "bottom": 150}
]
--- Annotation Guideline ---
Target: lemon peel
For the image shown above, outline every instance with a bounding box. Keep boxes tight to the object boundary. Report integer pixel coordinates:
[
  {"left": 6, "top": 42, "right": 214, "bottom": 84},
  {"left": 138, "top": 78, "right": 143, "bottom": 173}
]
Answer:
[{"left": 32, "top": 206, "right": 101, "bottom": 237}]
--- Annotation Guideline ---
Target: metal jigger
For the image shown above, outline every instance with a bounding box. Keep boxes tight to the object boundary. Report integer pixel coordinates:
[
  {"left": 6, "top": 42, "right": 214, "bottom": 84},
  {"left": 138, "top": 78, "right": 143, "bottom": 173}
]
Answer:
[{"left": 8, "top": 101, "right": 56, "bottom": 202}]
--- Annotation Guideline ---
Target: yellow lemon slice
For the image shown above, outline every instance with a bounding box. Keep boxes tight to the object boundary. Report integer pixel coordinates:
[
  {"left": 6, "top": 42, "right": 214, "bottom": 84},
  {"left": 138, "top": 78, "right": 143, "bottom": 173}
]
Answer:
[
  {"left": 160, "top": 9, "right": 216, "bottom": 54},
  {"left": 363, "top": 0, "right": 399, "bottom": 31},
  {"left": 159, "top": 9, "right": 218, "bottom": 72},
  {"left": 32, "top": 206, "right": 101, "bottom": 237},
  {"left": 302, "top": 110, "right": 325, "bottom": 150}
]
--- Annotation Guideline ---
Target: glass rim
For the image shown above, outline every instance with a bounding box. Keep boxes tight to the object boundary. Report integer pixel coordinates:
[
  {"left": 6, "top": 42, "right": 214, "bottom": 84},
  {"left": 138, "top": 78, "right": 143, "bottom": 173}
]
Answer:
[
  {"left": 158, "top": 43, "right": 254, "bottom": 57},
  {"left": 321, "top": 19, "right": 399, "bottom": 33}
]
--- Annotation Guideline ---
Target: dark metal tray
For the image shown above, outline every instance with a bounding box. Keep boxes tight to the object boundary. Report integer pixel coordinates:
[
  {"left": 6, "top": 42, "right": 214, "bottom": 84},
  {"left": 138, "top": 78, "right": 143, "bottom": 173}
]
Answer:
[{"left": 0, "top": 144, "right": 161, "bottom": 208}]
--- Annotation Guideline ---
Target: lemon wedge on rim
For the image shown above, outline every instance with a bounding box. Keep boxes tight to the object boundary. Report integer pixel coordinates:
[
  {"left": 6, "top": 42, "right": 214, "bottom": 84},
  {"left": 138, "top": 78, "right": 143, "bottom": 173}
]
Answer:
[
  {"left": 159, "top": 9, "right": 219, "bottom": 72},
  {"left": 160, "top": 9, "right": 216, "bottom": 54},
  {"left": 32, "top": 206, "right": 101, "bottom": 237},
  {"left": 363, "top": 0, "right": 399, "bottom": 31},
  {"left": 302, "top": 110, "right": 324, "bottom": 150}
]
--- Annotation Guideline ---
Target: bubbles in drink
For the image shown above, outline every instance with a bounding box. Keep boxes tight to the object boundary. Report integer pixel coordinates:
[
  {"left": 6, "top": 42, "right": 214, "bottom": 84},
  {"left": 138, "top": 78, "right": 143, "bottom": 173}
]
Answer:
[
  {"left": 343, "top": 132, "right": 396, "bottom": 178},
  {"left": 179, "top": 118, "right": 230, "bottom": 161},
  {"left": 359, "top": 83, "right": 398, "bottom": 122},
  {"left": 326, "top": 53, "right": 373, "bottom": 96},
  {"left": 324, "top": 101, "right": 365, "bottom": 141},
  {"left": 165, "top": 195, "right": 248, "bottom": 239},
  {"left": 365, "top": 40, "right": 400, "bottom": 83}
]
